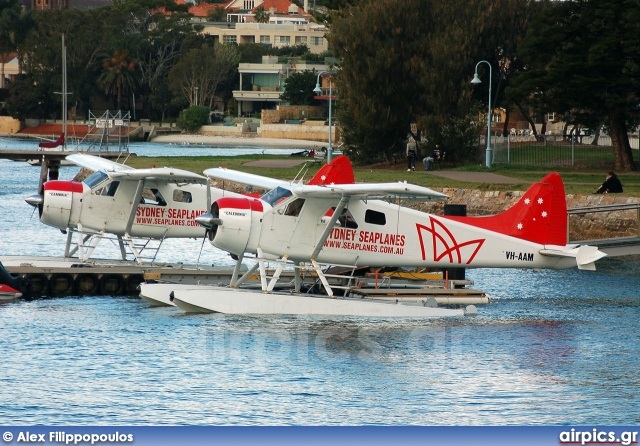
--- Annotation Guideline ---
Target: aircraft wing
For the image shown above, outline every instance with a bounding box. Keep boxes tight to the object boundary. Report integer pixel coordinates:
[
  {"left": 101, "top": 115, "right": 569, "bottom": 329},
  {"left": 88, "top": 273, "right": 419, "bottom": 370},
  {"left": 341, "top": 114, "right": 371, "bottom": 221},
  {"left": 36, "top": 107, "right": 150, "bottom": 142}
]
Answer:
[
  {"left": 109, "top": 168, "right": 208, "bottom": 184},
  {"left": 67, "top": 154, "right": 206, "bottom": 184},
  {"left": 291, "top": 182, "right": 449, "bottom": 202},
  {"left": 203, "top": 167, "right": 293, "bottom": 191},
  {"left": 66, "top": 154, "right": 135, "bottom": 173}
]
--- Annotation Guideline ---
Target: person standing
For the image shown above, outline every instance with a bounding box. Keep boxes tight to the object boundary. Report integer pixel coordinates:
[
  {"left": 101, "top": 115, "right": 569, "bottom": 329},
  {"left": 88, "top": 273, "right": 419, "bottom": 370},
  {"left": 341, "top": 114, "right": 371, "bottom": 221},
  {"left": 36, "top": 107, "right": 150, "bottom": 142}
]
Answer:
[
  {"left": 595, "top": 171, "right": 623, "bottom": 194},
  {"left": 406, "top": 137, "right": 417, "bottom": 171}
]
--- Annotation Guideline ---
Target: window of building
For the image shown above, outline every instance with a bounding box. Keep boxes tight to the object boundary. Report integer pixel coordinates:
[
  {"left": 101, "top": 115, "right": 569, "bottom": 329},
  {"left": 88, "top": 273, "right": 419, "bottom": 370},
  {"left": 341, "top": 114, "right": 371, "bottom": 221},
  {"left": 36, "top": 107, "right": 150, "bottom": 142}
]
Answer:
[
  {"left": 310, "top": 36, "right": 323, "bottom": 46},
  {"left": 364, "top": 209, "right": 386, "bottom": 226},
  {"left": 295, "top": 36, "right": 307, "bottom": 45},
  {"left": 260, "top": 35, "right": 270, "bottom": 44},
  {"left": 223, "top": 35, "right": 237, "bottom": 44},
  {"left": 244, "top": 0, "right": 254, "bottom": 9},
  {"left": 274, "top": 36, "right": 291, "bottom": 45},
  {"left": 548, "top": 112, "right": 555, "bottom": 122}
]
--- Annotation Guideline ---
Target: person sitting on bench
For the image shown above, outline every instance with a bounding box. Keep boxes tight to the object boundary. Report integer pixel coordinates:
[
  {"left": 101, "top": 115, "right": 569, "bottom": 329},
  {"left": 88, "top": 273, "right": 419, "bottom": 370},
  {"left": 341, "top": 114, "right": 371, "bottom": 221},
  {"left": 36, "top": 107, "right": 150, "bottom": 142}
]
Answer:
[{"left": 423, "top": 144, "right": 443, "bottom": 171}]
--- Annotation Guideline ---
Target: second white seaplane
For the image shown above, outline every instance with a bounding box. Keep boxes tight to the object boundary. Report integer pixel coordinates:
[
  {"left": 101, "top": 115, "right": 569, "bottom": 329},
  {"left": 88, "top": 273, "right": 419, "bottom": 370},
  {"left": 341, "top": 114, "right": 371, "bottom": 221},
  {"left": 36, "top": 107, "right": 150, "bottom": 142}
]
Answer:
[
  {"left": 159, "top": 167, "right": 606, "bottom": 318},
  {"left": 25, "top": 153, "right": 354, "bottom": 264}
]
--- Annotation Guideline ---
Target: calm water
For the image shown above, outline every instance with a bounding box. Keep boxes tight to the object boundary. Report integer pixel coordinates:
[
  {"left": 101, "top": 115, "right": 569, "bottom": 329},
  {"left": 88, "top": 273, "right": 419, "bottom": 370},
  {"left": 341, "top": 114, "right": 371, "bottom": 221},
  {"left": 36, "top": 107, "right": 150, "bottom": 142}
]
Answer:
[{"left": 0, "top": 137, "right": 639, "bottom": 425}]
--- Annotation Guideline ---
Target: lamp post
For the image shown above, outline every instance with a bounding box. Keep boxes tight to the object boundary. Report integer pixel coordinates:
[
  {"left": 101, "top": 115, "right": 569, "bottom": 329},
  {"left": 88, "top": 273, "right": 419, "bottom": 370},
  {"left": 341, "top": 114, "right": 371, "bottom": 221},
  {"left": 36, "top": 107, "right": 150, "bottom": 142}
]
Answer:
[
  {"left": 471, "top": 60, "right": 492, "bottom": 168},
  {"left": 195, "top": 86, "right": 199, "bottom": 106},
  {"left": 314, "top": 71, "right": 335, "bottom": 163}
]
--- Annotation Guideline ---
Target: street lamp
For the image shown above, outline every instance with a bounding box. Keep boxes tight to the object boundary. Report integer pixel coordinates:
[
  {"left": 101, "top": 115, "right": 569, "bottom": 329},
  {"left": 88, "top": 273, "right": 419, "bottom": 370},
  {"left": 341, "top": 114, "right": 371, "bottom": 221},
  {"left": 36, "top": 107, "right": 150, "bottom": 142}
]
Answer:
[
  {"left": 195, "top": 86, "right": 199, "bottom": 106},
  {"left": 314, "top": 71, "right": 335, "bottom": 163},
  {"left": 471, "top": 60, "right": 492, "bottom": 168}
]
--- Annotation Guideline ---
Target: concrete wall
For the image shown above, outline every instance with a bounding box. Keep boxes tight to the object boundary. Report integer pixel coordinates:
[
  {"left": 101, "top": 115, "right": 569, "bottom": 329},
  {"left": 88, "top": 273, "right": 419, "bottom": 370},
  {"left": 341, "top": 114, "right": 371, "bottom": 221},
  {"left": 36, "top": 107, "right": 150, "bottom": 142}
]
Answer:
[
  {"left": 258, "top": 123, "right": 339, "bottom": 143},
  {"left": 0, "top": 116, "right": 21, "bottom": 134},
  {"left": 262, "top": 106, "right": 326, "bottom": 124}
]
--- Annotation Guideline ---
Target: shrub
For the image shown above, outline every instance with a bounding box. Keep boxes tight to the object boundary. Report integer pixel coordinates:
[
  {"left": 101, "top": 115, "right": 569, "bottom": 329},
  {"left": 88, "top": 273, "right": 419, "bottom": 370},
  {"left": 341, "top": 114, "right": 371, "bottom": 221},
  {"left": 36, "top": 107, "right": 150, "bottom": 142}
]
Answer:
[{"left": 177, "top": 106, "right": 210, "bottom": 132}]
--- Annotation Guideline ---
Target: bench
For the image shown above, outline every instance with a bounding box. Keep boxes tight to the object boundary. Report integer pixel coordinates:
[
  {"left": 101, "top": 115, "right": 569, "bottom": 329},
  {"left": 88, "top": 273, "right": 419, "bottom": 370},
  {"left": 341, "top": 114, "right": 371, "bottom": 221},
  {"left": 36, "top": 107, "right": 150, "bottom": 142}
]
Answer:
[{"left": 309, "top": 151, "right": 325, "bottom": 163}]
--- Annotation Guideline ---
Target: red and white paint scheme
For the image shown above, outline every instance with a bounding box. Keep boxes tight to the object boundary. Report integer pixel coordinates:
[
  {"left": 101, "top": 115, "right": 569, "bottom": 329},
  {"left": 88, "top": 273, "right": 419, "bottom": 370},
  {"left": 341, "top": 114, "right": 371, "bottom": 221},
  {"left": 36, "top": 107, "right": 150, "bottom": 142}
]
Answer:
[
  {"left": 26, "top": 154, "right": 355, "bottom": 263},
  {"left": 198, "top": 171, "right": 605, "bottom": 271},
  {"left": 0, "top": 283, "right": 22, "bottom": 300},
  {"left": 164, "top": 170, "right": 607, "bottom": 317}
]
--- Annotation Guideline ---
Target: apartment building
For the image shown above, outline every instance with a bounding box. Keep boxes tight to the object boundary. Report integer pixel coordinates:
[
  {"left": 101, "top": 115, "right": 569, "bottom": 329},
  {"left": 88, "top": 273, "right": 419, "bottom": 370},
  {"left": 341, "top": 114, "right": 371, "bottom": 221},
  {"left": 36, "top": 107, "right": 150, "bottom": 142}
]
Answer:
[{"left": 233, "top": 55, "right": 330, "bottom": 117}]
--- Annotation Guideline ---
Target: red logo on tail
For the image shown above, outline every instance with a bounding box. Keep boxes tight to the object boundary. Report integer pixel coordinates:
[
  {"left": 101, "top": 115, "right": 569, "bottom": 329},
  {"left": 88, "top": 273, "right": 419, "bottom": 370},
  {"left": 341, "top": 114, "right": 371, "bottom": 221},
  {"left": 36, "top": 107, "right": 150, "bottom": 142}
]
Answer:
[{"left": 416, "top": 217, "right": 485, "bottom": 264}]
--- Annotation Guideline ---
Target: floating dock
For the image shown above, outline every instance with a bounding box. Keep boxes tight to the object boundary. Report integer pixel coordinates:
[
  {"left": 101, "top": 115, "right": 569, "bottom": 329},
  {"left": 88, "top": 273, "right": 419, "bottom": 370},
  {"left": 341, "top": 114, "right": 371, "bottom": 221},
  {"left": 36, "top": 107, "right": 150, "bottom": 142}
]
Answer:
[
  {"left": 1, "top": 256, "right": 242, "bottom": 297},
  {"left": 0, "top": 256, "right": 488, "bottom": 305}
]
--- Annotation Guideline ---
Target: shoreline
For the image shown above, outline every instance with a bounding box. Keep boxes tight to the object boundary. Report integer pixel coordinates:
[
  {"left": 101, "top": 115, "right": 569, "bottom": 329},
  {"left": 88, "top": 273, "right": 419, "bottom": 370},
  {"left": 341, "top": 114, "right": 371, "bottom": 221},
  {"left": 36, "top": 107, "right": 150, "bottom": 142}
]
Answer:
[
  {"left": 149, "top": 134, "right": 322, "bottom": 148},
  {"left": 0, "top": 132, "right": 324, "bottom": 149}
]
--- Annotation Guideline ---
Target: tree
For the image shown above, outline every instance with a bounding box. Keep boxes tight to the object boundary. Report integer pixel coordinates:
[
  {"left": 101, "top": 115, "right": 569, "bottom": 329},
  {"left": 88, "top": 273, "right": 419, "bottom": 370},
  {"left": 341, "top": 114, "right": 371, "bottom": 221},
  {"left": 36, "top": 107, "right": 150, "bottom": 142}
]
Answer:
[
  {"left": 207, "top": 7, "right": 225, "bottom": 22},
  {"left": 98, "top": 49, "right": 138, "bottom": 110},
  {"left": 509, "top": 0, "right": 640, "bottom": 171},
  {"left": 254, "top": 6, "right": 269, "bottom": 23},
  {"left": 329, "top": 0, "right": 543, "bottom": 164},
  {"left": 111, "top": 0, "right": 198, "bottom": 118},
  {"left": 168, "top": 43, "right": 239, "bottom": 107},
  {"left": 5, "top": 73, "right": 48, "bottom": 120},
  {"left": 0, "top": 0, "right": 34, "bottom": 83},
  {"left": 281, "top": 71, "right": 319, "bottom": 106}
]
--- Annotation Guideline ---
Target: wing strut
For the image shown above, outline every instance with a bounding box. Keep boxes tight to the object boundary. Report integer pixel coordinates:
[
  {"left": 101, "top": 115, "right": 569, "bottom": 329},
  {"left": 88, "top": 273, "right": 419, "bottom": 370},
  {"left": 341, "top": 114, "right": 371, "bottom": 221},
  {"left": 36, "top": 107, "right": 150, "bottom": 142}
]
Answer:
[
  {"left": 124, "top": 180, "right": 145, "bottom": 235},
  {"left": 310, "top": 196, "right": 349, "bottom": 260}
]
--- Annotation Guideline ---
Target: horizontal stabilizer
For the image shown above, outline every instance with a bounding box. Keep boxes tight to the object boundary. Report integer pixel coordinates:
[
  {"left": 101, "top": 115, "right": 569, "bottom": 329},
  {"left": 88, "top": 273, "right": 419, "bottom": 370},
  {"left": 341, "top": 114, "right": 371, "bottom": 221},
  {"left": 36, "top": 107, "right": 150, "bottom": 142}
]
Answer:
[{"left": 539, "top": 244, "right": 607, "bottom": 270}]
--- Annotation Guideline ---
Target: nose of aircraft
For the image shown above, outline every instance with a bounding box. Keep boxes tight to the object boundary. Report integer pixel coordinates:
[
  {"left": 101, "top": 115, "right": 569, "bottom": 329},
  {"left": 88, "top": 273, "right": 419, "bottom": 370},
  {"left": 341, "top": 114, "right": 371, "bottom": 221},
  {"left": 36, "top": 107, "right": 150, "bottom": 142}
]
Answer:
[{"left": 25, "top": 194, "right": 44, "bottom": 207}]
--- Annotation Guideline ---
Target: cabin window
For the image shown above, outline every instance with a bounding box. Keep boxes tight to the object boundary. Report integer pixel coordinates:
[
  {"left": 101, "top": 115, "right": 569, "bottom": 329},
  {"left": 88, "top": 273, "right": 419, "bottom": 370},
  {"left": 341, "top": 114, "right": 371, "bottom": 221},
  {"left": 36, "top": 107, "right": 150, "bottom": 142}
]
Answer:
[
  {"left": 106, "top": 181, "right": 119, "bottom": 197},
  {"left": 365, "top": 209, "right": 386, "bottom": 226},
  {"left": 261, "top": 186, "right": 292, "bottom": 206},
  {"left": 284, "top": 198, "right": 305, "bottom": 216},
  {"left": 93, "top": 181, "right": 119, "bottom": 197},
  {"left": 85, "top": 171, "right": 108, "bottom": 189},
  {"left": 173, "top": 190, "right": 192, "bottom": 203},
  {"left": 141, "top": 188, "right": 167, "bottom": 206},
  {"left": 325, "top": 207, "right": 358, "bottom": 229}
]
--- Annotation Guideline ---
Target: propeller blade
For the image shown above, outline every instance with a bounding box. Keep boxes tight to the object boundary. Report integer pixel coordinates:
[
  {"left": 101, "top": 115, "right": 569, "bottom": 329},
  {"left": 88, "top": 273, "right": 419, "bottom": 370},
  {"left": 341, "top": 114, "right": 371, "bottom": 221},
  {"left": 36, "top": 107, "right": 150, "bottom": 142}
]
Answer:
[{"left": 195, "top": 213, "right": 223, "bottom": 229}]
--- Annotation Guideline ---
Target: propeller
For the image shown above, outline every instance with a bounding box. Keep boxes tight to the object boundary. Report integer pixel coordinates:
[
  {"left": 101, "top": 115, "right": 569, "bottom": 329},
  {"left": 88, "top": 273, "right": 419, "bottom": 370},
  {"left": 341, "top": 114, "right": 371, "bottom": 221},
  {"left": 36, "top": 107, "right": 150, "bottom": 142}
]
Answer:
[
  {"left": 195, "top": 179, "right": 222, "bottom": 267},
  {"left": 25, "top": 194, "right": 44, "bottom": 218}
]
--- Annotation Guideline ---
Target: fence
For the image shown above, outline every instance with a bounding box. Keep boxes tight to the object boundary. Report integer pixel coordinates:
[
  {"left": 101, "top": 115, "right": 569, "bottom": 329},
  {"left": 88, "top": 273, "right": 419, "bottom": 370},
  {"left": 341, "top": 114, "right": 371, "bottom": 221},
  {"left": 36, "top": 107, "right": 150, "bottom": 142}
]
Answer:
[{"left": 477, "top": 133, "right": 640, "bottom": 167}]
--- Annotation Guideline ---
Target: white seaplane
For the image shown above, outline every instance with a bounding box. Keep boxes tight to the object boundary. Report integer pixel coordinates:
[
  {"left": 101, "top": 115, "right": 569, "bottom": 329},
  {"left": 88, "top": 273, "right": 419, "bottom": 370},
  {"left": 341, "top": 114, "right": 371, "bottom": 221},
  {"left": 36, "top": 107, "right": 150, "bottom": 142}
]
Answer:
[
  {"left": 25, "top": 153, "right": 354, "bottom": 264},
  {"left": 153, "top": 168, "right": 607, "bottom": 318}
]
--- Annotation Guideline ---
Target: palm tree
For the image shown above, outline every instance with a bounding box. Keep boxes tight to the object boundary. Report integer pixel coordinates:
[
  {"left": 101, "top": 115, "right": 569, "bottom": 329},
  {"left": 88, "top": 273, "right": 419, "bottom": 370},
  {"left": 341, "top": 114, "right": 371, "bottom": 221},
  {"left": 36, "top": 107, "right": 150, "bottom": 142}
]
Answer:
[{"left": 98, "top": 50, "right": 138, "bottom": 111}]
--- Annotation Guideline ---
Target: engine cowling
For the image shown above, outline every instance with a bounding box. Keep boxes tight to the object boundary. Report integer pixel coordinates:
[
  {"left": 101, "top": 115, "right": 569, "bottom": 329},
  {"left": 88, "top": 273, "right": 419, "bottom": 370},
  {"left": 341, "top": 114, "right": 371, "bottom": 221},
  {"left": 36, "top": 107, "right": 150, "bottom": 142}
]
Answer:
[
  {"left": 208, "top": 197, "right": 265, "bottom": 256},
  {"left": 40, "top": 181, "right": 83, "bottom": 230}
]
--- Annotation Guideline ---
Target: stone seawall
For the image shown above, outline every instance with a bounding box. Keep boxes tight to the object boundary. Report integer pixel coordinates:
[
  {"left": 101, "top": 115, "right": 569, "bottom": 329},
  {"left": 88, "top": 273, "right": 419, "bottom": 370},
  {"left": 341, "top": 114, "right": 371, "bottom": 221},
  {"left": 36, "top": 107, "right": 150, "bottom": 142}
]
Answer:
[{"left": 408, "top": 189, "right": 640, "bottom": 242}]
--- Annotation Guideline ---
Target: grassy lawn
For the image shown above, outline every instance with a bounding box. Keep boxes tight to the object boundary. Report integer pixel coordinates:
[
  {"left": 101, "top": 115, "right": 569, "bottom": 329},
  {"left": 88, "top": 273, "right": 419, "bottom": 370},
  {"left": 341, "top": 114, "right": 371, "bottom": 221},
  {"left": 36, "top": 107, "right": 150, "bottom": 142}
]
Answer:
[{"left": 125, "top": 154, "right": 640, "bottom": 197}]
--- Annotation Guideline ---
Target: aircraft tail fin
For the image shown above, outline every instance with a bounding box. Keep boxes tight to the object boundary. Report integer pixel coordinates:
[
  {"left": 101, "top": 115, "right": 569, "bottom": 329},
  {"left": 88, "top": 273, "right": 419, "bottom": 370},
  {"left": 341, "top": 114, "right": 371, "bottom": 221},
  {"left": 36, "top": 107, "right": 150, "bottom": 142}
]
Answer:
[
  {"left": 443, "top": 172, "right": 567, "bottom": 245},
  {"left": 308, "top": 155, "right": 355, "bottom": 186}
]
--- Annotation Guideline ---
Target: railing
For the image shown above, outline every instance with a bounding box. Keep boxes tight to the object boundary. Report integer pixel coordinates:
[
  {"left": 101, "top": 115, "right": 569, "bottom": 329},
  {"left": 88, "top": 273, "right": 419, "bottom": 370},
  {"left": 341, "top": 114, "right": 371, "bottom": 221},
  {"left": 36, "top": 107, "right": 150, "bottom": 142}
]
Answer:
[{"left": 478, "top": 133, "right": 640, "bottom": 167}]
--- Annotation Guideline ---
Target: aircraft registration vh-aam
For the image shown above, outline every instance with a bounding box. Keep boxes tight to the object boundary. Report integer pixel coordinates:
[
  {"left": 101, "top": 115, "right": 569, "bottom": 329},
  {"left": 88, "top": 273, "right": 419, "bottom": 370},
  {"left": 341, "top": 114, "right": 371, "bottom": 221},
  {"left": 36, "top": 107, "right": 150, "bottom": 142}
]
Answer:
[
  {"left": 141, "top": 161, "right": 607, "bottom": 318},
  {"left": 24, "top": 153, "right": 354, "bottom": 264}
]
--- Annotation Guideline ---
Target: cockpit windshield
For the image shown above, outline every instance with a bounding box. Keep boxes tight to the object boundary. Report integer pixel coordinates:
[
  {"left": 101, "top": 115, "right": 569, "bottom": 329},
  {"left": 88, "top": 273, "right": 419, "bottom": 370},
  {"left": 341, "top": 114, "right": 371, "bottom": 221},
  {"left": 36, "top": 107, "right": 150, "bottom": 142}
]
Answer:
[
  {"left": 84, "top": 171, "right": 109, "bottom": 189},
  {"left": 261, "top": 186, "right": 292, "bottom": 206}
]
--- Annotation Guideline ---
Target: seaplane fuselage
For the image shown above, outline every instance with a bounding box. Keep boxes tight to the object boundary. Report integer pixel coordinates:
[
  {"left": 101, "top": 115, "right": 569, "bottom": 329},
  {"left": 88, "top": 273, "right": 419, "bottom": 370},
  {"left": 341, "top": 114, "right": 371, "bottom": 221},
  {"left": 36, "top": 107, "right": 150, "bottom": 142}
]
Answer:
[{"left": 204, "top": 172, "right": 605, "bottom": 271}]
